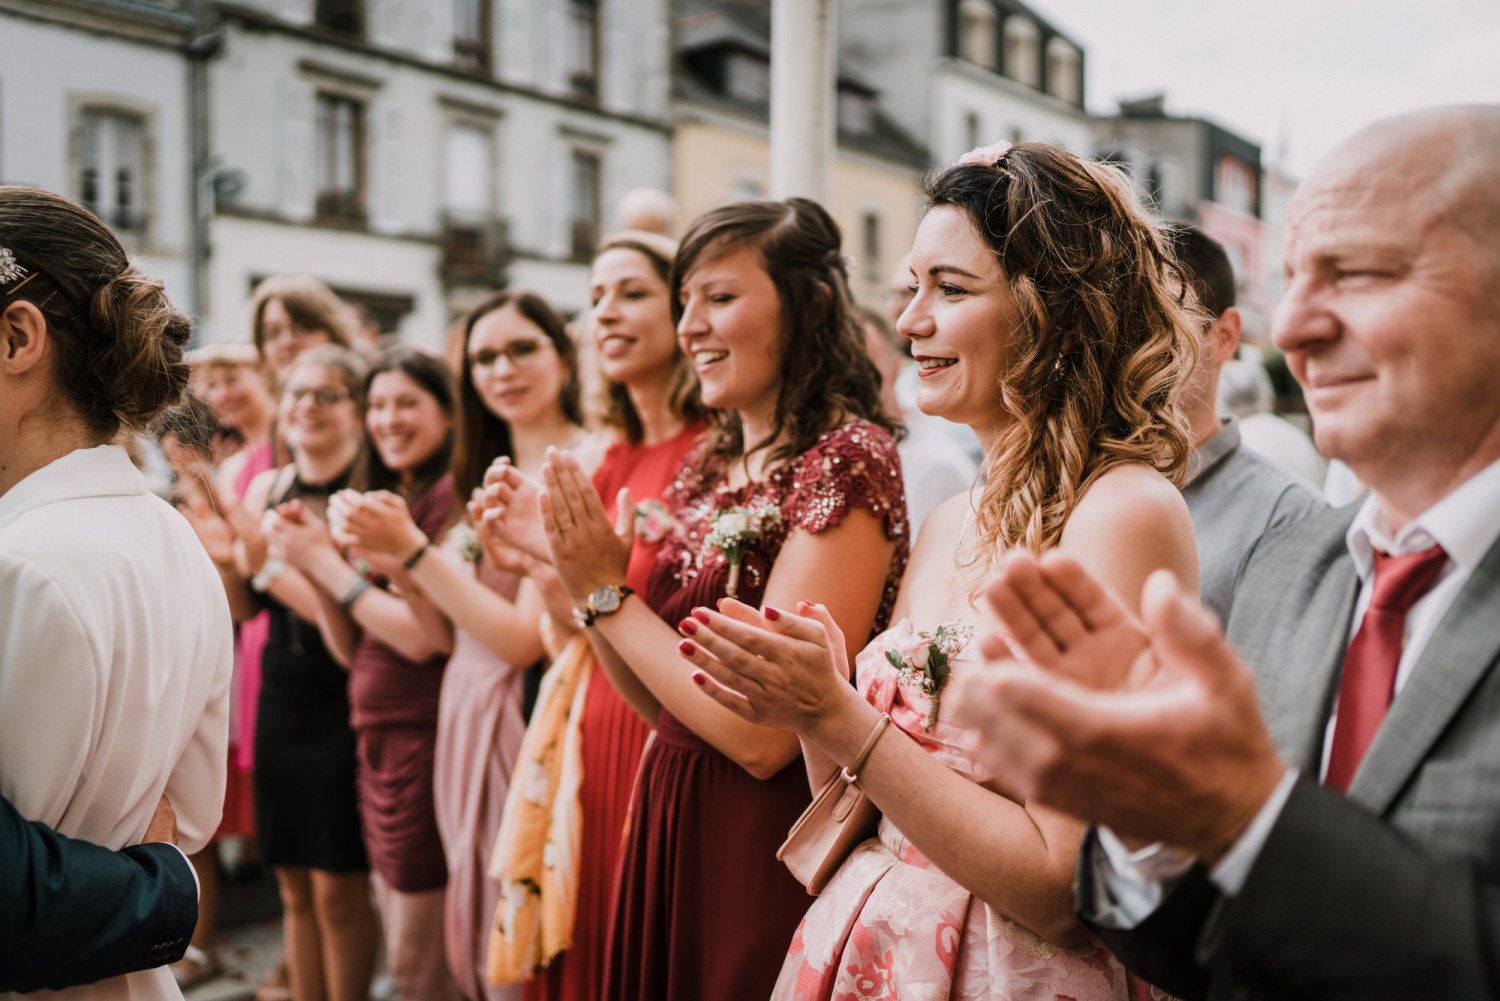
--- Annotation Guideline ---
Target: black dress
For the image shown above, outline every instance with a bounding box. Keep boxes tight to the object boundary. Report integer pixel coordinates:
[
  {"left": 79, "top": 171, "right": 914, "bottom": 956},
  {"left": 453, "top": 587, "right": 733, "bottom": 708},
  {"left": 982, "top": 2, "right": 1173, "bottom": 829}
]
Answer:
[{"left": 252, "top": 470, "right": 368, "bottom": 872}]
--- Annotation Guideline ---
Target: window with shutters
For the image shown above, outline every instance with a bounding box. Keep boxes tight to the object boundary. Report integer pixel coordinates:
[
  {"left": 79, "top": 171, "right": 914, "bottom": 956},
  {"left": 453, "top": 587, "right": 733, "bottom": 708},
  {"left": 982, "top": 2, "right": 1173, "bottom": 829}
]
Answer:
[{"left": 79, "top": 108, "right": 147, "bottom": 238}]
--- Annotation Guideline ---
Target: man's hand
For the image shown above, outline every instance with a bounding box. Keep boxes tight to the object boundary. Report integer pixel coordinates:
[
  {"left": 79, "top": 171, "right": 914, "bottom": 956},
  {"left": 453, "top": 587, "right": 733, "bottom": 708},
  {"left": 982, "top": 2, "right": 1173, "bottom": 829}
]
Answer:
[
  {"left": 954, "top": 565, "right": 1287, "bottom": 863},
  {"left": 143, "top": 795, "right": 179, "bottom": 846},
  {"left": 976, "top": 550, "right": 1156, "bottom": 690}
]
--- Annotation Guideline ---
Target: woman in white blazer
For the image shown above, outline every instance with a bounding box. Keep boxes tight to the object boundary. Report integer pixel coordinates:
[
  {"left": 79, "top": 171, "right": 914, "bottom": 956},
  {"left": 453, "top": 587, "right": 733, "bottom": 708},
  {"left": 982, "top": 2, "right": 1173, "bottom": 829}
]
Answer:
[{"left": 0, "top": 185, "right": 234, "bottom": 1001}]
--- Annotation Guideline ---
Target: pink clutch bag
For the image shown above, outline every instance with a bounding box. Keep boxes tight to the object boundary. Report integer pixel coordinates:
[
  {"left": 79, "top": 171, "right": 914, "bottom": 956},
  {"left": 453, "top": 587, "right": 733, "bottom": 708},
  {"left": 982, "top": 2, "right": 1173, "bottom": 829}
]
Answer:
[{"left": 776, "top": 714, "right": 890, "bottom": 895}]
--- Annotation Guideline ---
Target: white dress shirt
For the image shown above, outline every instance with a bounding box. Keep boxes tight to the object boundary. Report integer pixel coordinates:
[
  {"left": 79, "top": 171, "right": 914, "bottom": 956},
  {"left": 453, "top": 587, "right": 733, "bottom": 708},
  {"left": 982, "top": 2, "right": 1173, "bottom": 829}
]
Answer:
[
  {"left": 0, "top": 445, "right": 234, "bottom": 1001},
  {"left": 1095, "top": 454, "right": 1500, "bottom": 922}
]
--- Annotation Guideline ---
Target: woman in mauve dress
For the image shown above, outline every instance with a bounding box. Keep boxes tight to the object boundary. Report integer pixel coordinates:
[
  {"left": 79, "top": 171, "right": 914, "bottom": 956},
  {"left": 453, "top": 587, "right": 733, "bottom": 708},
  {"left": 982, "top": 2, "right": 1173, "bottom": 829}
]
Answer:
[
  {"left": 332, "top": 292, "right": 600, "bottom": 1001},
  {"left": 673, "top": 143, "right": 1203, "bottom": 1001},
  {"left": 271, "top": 346, "right": 460, "bottom": 1000},
  {"left": 533, "top": 199, "right": 910, "bottom": 1001},
  {"left": 476, "top": 232, "right": 705, "bottom": 1001}
]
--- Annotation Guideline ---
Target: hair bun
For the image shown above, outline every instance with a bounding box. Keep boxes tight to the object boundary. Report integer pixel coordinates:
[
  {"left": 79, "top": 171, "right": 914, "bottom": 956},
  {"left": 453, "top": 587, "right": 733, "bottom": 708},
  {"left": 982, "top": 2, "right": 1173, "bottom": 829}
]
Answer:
[{"left": 87, "top": 264, "right": 192, "bottom": 433}]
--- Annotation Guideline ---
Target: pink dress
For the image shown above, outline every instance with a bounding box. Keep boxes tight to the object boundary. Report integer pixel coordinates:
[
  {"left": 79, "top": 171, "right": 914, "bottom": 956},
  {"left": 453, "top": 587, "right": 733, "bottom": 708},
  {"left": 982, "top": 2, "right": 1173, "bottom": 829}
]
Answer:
[
  {"left": 776, "top": 619, "right": 1135, "bottom": 1001},
  {"left": 433, "top": 542, "right": 528, "bottom": 1001}
]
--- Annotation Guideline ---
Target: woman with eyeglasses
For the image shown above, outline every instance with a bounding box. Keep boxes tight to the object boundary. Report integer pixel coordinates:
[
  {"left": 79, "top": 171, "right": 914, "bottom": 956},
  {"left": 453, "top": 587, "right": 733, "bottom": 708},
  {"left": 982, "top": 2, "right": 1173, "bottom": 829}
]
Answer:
[
  {"left": 263, "top": 346, "right": 458, "bottom": 999},
  {"left": 231, "top": 345, "right": 379, "bottom": 1001},
  {"left": 323, "top": 294, "right": 597, "bottom": 1000},
  {"left": 475, "top": 234, "right": 706, "bottom": 1001}
]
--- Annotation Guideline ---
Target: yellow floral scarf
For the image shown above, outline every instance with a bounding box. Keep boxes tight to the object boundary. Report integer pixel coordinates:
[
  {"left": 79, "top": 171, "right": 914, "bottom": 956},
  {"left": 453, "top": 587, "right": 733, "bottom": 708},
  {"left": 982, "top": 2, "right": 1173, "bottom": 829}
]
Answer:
[{"left": 485, "top": 633, "right": 592, "bottom": 984}]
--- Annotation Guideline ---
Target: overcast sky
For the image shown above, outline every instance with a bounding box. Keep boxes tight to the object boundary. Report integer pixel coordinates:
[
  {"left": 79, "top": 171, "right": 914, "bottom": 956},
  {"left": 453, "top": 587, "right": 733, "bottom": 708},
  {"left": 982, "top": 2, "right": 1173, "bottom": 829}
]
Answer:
[{"left": 1037, "top": 0, "right": 1500, "bottom": 177}]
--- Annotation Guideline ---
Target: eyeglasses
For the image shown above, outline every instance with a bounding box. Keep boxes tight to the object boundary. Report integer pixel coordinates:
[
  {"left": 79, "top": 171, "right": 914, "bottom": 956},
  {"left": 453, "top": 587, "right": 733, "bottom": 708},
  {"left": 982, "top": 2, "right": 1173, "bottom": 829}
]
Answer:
[
  {"left": 468, "top": 338, "right": 552, "bottom": 369},
  {"left": 284, "top": 385, "right": 352, "bottom": 407}
]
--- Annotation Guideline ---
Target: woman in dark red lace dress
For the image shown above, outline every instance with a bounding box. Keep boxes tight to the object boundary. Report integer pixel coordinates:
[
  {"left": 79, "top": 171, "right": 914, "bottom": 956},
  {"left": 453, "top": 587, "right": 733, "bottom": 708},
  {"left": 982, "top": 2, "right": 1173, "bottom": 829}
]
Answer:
[{"left": 536, "top": 198, "right": 910, "bottom": 1001}]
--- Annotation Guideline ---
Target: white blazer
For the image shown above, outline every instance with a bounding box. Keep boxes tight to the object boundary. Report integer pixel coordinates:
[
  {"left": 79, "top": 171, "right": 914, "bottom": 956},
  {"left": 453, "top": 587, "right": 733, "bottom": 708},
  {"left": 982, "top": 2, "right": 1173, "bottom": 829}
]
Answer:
[{"left": 0, "top": 444, "right": 233, "bottom": 1001}]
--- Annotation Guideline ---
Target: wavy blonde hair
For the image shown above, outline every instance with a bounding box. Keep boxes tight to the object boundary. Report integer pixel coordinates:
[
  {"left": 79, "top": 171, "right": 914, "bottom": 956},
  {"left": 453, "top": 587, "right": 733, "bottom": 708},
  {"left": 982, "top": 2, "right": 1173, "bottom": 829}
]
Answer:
[{"left": 923, "top": 143, "right": 1196, "bottom": 558}]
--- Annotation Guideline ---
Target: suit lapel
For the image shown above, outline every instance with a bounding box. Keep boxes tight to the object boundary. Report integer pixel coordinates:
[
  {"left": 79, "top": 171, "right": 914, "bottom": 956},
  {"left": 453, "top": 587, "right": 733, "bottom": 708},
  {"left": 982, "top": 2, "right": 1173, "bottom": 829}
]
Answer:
[
  {"left": 1259, "top": 553, "right": 1358, "bottom": 772},
  {"left": 1350, "top": 535, "right": 1500, "bottom": 812}
]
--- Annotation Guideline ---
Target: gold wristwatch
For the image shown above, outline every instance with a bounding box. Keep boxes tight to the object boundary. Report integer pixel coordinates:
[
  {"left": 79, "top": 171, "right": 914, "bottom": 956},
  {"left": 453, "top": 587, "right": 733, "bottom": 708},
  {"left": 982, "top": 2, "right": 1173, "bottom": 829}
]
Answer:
[{"left": 573, "top": 583, "right": 634, "bottom": 628}]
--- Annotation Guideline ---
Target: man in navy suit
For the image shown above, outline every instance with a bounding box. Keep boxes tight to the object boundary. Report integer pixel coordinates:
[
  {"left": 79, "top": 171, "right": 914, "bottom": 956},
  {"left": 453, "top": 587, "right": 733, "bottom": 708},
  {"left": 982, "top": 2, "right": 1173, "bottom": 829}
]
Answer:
[{"left": 0, "top": 794, "right": 196, "bottom": 991}]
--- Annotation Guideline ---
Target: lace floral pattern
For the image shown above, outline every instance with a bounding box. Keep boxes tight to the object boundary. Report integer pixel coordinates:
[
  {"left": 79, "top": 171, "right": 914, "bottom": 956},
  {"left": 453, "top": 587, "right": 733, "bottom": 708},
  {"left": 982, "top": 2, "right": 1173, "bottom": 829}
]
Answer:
[{"left": 653, "top": 420, "right": 908, "bottom": 634}]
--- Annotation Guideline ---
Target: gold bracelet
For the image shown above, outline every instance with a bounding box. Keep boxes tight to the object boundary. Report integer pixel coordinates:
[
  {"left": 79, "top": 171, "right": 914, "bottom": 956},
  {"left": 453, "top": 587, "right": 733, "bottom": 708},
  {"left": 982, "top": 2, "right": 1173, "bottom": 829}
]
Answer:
[{"left": 840, "top": 713, "right": 892, "bottom": 783}]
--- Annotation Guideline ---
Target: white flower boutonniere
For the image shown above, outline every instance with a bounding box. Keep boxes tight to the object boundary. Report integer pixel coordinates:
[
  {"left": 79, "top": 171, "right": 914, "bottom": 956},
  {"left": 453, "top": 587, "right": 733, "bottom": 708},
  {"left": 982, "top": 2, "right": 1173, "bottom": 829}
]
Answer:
[
  {"left": 885, "top": 621, "right": 974, "bottom": 731},
  {"left": 705, "top": 502, "right": 780, "bottom": 598},
  {"left": 449, "top": 523, "right": 482, "bottom": 565}
]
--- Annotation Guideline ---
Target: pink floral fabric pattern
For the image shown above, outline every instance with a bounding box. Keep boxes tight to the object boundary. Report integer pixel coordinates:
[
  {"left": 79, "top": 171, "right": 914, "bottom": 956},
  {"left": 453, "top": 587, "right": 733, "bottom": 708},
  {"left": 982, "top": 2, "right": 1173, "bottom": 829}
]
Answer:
[{"left": 773, "top": 621, "right": 1138, "bottom": 1001}]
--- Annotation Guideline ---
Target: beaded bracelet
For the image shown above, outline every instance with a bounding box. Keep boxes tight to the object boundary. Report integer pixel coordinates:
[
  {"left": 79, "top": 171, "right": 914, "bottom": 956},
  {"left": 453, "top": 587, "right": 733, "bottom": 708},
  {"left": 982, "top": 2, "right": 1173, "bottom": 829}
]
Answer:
[{"left": 401, "top": 542, "right": 433, "bottom": 571}]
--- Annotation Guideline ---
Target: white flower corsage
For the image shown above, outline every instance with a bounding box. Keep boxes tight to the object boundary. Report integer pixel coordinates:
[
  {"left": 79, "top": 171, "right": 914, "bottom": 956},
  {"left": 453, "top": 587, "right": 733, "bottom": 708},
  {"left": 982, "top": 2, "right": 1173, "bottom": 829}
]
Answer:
[
  {"left": 885, "top": 620, "right": 973, "bottom": 731},
  {"left": 704, "top": 502, "right": 781, "bottom": 598}
]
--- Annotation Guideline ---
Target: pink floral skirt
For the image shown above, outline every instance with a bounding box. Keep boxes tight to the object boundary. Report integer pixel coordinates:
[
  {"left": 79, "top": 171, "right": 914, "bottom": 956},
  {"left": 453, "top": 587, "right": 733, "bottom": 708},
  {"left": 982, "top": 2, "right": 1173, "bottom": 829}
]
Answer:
[{"left": 775, "top": 818, "right": 1134, "bottom": 1001}]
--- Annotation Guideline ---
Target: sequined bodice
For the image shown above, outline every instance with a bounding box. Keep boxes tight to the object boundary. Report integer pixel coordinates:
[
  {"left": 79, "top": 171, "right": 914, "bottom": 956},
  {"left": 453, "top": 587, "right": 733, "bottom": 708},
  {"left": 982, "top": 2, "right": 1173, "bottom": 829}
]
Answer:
[{"left": 644, "top": 420, "right": 910, "bottom": 639}]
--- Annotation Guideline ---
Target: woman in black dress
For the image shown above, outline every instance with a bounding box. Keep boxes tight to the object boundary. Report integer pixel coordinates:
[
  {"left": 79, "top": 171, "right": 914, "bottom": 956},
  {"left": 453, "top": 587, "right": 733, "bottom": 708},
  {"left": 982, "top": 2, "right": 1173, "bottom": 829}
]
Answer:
[{"left": 237, "top": 345, "right": 378, "bottom": 1001}]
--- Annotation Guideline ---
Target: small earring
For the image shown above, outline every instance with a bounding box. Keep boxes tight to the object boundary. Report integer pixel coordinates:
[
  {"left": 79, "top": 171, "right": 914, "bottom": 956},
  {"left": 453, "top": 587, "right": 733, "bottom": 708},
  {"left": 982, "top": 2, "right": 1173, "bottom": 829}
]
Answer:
[{"left": 1051, "top": 354, "right": 1065, "bottom": 383}]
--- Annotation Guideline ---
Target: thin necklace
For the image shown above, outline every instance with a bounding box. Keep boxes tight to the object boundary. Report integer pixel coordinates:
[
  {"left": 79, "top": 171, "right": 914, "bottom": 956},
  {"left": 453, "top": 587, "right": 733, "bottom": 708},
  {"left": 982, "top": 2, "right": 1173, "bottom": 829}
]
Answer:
[{"left": 955, "top": 507, "right": 981, "bottom": 568}]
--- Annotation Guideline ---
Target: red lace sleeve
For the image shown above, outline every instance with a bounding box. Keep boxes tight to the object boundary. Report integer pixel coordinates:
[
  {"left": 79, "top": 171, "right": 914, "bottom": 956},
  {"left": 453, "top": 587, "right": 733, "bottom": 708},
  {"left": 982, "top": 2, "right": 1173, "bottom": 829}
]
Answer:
[{"left": 784, "top": 421, "right": 908, "bottom": 543}]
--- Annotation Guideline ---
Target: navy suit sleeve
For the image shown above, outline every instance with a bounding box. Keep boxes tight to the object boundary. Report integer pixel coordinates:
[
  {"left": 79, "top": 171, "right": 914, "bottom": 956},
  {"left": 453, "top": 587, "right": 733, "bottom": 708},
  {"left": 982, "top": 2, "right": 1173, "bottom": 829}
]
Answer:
[{"left": 0, "top": 795, "right": 197, "bottom": 992}]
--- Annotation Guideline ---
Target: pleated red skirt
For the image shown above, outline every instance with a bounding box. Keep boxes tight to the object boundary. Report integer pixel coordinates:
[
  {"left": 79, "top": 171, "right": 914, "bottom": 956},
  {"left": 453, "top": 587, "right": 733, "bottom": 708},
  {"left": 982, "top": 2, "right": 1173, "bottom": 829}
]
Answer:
[{"left": 601, "top": 709, "right": 812, "bottom": 1001}]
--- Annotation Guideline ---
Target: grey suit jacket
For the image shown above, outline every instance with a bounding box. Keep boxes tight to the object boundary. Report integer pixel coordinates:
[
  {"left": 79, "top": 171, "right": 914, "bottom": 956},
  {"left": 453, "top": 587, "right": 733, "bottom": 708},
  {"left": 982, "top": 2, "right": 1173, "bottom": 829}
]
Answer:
[{"left": 1079, "top": 503, "right": 1500, "bottom": 1000}]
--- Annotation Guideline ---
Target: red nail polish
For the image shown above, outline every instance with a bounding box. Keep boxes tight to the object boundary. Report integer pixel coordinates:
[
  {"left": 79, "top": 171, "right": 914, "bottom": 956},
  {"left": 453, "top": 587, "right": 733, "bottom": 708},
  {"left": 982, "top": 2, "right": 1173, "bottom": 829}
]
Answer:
[
  {"left": 679, "top": 618, "right": 698, "bottom": 636},
  {"left": 764, "top": 606, "right": 781, "bottom": 621},
  {"left": 692, "top": 608, "right": 711, "bottom": 624},
  {"left": 678, "top": 640, "right": 696, "bottom": 656},
  {"left": 691, "top": 671, "right": 707, "bottom": 686}
]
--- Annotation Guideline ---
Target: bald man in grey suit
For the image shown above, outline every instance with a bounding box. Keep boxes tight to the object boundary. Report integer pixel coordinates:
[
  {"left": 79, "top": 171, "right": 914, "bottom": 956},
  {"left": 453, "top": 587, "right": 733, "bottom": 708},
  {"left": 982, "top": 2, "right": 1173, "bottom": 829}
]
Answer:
[{"left": 952, "top": 105, "right": 1500, "bottom": 1000}]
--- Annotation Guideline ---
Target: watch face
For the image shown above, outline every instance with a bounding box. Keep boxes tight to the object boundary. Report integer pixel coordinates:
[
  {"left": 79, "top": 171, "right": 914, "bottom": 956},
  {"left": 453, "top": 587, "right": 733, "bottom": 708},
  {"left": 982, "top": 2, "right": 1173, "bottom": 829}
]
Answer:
[{"left": 592, "top": 586, "right": 622, "bottom": 614}]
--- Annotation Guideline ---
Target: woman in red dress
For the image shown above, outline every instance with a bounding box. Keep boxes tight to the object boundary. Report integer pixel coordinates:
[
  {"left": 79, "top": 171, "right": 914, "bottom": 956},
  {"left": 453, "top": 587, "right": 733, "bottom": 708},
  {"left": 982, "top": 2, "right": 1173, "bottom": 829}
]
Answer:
[{"left": 535, "top": 199, "right": 910, "bottom": 1001}]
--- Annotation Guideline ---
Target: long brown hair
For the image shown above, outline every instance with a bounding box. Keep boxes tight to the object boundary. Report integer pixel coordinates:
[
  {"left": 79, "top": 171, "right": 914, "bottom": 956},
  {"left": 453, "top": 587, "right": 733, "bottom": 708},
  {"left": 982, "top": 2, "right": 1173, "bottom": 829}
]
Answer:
[
  {"left": 923, "top": 143, "right": 1196, "bottom": 556},
  {"left": 0, "top": 185, "right": 191, "bottom": 442},
  {"left": 595, "top": 231, "right": 706, "bottom": 445},
  {"left": 353, "top": 346, "right": 455, "bottom": 503},
  {"left": 671, "top": 197, "right": 898, "bottom": 469},
  {"left": 451, "top": 291, "right": 583, "bottom": 502}
]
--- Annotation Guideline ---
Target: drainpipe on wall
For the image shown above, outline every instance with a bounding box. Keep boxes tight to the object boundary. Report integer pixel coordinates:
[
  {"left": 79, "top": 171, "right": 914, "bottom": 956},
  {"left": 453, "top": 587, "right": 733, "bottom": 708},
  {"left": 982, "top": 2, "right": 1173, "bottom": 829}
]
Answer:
[{"left": 184, "top": 0, "right": 221, "bottom": 343}]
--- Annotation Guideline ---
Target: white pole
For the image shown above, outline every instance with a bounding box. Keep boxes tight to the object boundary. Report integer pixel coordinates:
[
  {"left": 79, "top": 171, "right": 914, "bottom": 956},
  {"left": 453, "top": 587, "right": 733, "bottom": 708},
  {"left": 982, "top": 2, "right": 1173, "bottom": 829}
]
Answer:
[{"left": 769, "top": 0, "right": 835, "bottom": 202}]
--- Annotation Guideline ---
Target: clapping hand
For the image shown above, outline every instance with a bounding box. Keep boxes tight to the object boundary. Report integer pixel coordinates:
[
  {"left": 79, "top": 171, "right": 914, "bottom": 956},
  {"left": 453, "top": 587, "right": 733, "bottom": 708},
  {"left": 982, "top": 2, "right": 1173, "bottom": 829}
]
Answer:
[
  {"left": 477, "top": 458, "right": 551, "bottom": 563},
  {"left": 951, "top": 556, "right": 1286, "bottom": 861},
  {"left": 180, "top": 497, "right": 236, "bottom": 570},
  {"left": 332, "top": 490, "right": 427, "bottom": 561},
  {"left": 679, "top": 599, "right": 853, "bottom": 736},
  {"left": 265, "top": 499, "right": 338, "bottom": 572},
  {"left": 539, "top": 448, "right": 632, "bottom": 602}
]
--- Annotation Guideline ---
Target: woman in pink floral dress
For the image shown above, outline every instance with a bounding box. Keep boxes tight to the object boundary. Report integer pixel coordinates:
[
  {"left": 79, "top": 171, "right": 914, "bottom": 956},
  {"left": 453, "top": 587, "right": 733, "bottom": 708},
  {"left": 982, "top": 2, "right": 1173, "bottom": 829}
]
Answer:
[{"left": 682, "top": 143, "right": 1203, "bottom": 1000}]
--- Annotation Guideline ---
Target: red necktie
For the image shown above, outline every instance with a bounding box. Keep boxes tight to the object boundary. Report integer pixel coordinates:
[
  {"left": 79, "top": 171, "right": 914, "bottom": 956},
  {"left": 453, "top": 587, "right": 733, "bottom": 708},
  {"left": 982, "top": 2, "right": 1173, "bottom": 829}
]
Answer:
[{"left": 1324, "top": 543, "right": 1449, "bottom": 793}]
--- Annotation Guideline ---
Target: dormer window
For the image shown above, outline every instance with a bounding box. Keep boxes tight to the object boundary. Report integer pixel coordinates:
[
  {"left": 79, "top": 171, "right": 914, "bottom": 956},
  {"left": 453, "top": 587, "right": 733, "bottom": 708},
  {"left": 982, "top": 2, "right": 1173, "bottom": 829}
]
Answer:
[
  {"left": 1046, "top": 37, "right": 1080, "bottom": 105},
  {"left": 725, "top": 52, "right": 770, "bottom": 105},
  {"left": 838, "top": 89, "right": 874, "bottom": 137},
  {"left": 959, "top": 0, "right": 998, "bottom": 72},
  {"left": 1003, "top": 16, "right": 1040, "bottom": 88}
]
